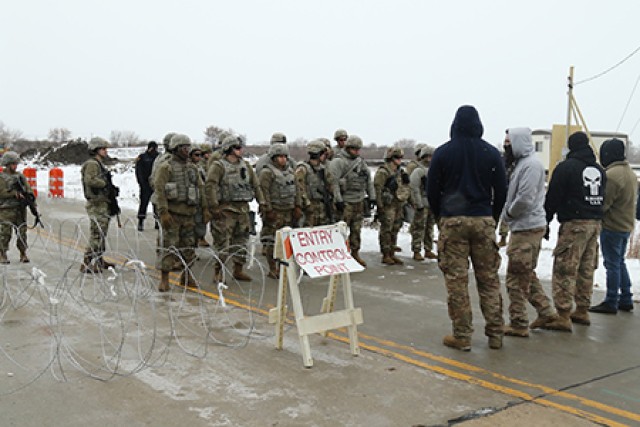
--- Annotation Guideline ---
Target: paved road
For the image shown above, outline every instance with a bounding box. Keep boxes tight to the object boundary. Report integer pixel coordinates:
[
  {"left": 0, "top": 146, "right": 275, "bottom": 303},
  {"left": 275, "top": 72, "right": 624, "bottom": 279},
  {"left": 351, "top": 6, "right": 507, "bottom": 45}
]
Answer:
[{"left": 1, "top": 197, "right": 638, "bottom": 426}]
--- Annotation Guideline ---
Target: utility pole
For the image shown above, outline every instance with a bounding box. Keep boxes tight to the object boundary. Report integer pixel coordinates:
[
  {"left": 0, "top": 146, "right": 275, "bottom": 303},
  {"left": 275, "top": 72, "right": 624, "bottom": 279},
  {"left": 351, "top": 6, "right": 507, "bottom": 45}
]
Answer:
[{"left": 565, "top": 66, "right": 574, "bottom": 144}]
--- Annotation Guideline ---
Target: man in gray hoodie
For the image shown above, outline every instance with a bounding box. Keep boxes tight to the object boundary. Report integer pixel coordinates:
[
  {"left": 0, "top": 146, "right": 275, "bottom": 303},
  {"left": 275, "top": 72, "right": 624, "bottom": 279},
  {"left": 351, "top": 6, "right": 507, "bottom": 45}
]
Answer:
[{"left": 501, "top": 128, "right": 558, "bottom": 336}]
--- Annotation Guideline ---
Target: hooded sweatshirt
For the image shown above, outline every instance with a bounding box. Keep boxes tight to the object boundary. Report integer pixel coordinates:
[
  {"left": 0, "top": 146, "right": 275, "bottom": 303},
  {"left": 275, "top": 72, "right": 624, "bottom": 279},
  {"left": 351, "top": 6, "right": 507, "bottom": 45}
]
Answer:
[
  {"left": 544, "top": 131, "right": 605, "bottom": 223},
  {"left": 500, "top": 128, "right": 546, "bottom": 231},
  {"left": 599, "top": 138, "right": 637, "bottom": 232},
  {"left": 426, "top": 105, "right": 507, "bottom": 221}
]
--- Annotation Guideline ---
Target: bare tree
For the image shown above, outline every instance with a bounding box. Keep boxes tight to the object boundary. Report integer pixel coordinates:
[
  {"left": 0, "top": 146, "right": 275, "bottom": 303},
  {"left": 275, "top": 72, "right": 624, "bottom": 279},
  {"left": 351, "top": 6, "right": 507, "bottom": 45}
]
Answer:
[
  {"left": 110, "top": 130, "right": 140, "bottom": 147},
  {"left": 394, "top": 138, "right": 416, "bottom": 150},
  {"left": 0, "top": 121, "right": 23, "bottom": 149},
  {"left": 204, "top": 124, "right": 242, "bottom": 145},
  {"left": 48, "top": 127, "right": 72, "bottom": 143}
]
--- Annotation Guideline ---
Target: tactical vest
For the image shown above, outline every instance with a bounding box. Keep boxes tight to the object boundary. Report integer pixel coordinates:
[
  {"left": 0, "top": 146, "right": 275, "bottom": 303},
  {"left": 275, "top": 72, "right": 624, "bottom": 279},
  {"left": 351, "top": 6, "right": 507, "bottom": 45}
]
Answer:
[
  {"left": 164, "top": 158, "right": 199, "bottom": 206},
  {"left": 300, "top": 162, "right": 326, "bottom": 201},
  {"left": 266, "top": 164, "right": 296, "bottom": 209},
  {"left": 81, "top": 158, "right": 109, "bottom": 202},
  {"left": 218, "top": 159, "right": 255, "bottom": 203},
  {"left": 343, "top": 157, "right": 368, "bottom": 193},
  {"left": 417, "top": 164, "right": 429, "bottom": 204},
  {"left": 0, "top": 173, "right": 22, "bottom": 208},
  {"left": 381, "top": 164, "right": 410, "bottom": 203}
]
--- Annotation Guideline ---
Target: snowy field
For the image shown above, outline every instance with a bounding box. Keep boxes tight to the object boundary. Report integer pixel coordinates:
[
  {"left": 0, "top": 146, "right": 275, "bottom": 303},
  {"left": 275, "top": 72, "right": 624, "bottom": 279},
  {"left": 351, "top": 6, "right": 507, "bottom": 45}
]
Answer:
[{"left": 21, "top": 146, "right": 640, "bottom": 299}]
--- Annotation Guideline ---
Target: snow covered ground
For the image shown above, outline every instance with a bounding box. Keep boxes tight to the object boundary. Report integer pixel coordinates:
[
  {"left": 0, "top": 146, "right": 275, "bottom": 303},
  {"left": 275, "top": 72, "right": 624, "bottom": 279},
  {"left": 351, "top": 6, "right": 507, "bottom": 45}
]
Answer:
[{"left": 21, "top": 146, "right": 640, "bottom": 299}]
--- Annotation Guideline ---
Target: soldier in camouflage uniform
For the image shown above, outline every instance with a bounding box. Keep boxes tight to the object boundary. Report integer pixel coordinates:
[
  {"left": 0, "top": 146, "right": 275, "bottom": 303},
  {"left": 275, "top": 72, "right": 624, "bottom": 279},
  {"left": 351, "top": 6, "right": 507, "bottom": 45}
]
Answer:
[
  {"left": 0, "top": 151, "right": 34, "bottom": 264},
  {"left": 320, "top": 138, "right": 334, "bottom": 161},
  {"left": 259, "top": 144, "right": 302, "bottom": 279},
  {"left": 149, "top": 132, "right": 177, "bottom": 230},
  {"left": 189, "top": 146, "right": 209, "bottom": 247},
  {"left": 500, "top": 128, "right": 557, "bottom": 337},
  {"left": 255, "top": 132, "right": 296, "bottom": 174},
  {"left": 209, "top": 130, "right": 231, "bottom": 165},
  {"left": 543, "top": 131, "right": 605, "bottom": 331},
  {"left": 206, "top": 135, "right": 265, "bottom": 283},
  {"left": 409, "top": 146, "right": 437, "bottom": 261},
  {"left": 154, "top": 134, "right": 208, "bottom": 292},
  {"left": 427, "top": 105, "right": 507, "bottom": 351},
  {"left": 374, "top": 147, "right": 411, "bottom": 265},
  {"left": 295, "top": 140, "right": 337, "bottom": 227},
  {"left": 80, "top": 138, "right": 118, "bottom": 273},
  {"left": 328, "top": 135, "right": 375, "bottom": 267},
  {"left": 333, "top": 129, "right": 348, "bottom": 155}
]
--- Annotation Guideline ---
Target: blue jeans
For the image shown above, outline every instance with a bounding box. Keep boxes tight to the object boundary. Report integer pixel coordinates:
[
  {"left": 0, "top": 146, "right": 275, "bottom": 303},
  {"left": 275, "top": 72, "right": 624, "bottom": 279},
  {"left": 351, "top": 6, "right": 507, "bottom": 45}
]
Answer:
[{"left": 600, "top": 228, "right": 633, "bottom": 307}]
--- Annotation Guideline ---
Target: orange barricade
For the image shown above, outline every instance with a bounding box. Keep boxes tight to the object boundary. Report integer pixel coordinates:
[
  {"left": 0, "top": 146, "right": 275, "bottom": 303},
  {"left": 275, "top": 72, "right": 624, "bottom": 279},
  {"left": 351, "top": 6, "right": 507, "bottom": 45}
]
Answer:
[
  {"left": 23, "top": 167, "right": 38, "bottom": 197},
  {"left": 49, "top": 167, "right": 64, "bottom": 198}
]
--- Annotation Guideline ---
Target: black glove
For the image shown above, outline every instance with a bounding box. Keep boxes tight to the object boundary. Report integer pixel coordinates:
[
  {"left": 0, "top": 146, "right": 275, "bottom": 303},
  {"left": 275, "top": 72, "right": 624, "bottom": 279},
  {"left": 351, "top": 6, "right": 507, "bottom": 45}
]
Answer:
[
  {"left": 401, "top": 172, "right": 410, "bottom": 185},
  {"left": 335, "top": 201, "right": 345, "bottom": 212},
  {"left": 543, "top": 225, "right": 550, "bottom": 241}
]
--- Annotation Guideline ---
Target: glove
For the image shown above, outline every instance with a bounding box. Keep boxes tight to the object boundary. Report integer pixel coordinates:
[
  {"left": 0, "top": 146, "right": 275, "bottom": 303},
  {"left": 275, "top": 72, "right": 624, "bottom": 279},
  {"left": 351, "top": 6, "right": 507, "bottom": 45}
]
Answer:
[
  {"left": 335, "top": 201, "right": 345, "bottom": 212},
  {"left": 160, "top": 211, "right": 174, "bottom": 229},
  {"left": 211, "top": 209, "right": 224, "bottom": 221},
  {"left": 293, "top": 206, "right": 303, "bottom": 221},
  {"left": 401, "top": 172, "right": 410, "bottom": 185},
  {"left": 543, "top": 224, "right": 550, "bottom": 241},
  {"left": 265, "top": 210, "right": 278, "bottom": 222}
]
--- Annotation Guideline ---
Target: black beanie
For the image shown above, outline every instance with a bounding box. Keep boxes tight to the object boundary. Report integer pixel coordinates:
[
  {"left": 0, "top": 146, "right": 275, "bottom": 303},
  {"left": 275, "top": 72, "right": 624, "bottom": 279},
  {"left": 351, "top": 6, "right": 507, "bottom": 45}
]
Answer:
[
  {"left": 148, "top": 141, "right": 158, "bottom": 149},
  {"left": 568, "top": 131, "right": 589, "bottom": 151},
  {"left": 600, "top": 138, "right": 625, "bottom": 168}
]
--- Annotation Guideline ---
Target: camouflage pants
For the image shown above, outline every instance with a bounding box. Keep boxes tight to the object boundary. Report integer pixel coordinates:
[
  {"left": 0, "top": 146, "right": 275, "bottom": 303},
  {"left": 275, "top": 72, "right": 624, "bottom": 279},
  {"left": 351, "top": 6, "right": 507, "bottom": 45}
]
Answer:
[
  {"left": 194, "top": 206, "right": 206, "bottom": 240},
  {"left": 437, "top": 216, "right": 504, "bottom": 339},
  {"left": 157, "top": 212, "right": 196, "bottom": 272},
  {"left": 0, "top": 208, "right": 27, "bottom": 253},
  {"left": 506, "top": 227, "right": 553, "bottom": 328},
  {"left": 85, "top": 201, "right": 111, "bottom": 257},
  {"left": 343, "top": 201, "right": 364, "bottom": 253},
  {"left": 261, "top": 209, "right": 293, "bottom": 261},
  {"left": 409, "top": 207, "right": 436, "bottom": 253},
  {"left": 552, "top": 219, "right": 601, "bottom": 313},
  {"left": 303, "top": 200, "right": 329, "bottom": 227},
  {"left": 378, "top": 201, "right": 404, "bottom": 254},
  {"left": 213, "top": 210, "right": 250, "bottom": 265}
]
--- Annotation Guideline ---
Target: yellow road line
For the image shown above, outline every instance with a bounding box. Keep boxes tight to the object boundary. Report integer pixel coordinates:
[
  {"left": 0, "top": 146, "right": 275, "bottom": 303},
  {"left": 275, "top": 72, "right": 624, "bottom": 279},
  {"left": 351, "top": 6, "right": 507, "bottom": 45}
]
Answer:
[{"left": 36, "top": 227, "right": 637, "bottom": 426}]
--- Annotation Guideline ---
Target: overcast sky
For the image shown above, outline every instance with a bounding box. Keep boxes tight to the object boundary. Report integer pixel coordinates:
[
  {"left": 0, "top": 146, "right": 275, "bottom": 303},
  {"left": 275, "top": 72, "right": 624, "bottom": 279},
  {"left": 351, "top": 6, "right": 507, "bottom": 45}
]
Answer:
[{"left": 2, "top": 1, "right": 640, "bottom": 147}]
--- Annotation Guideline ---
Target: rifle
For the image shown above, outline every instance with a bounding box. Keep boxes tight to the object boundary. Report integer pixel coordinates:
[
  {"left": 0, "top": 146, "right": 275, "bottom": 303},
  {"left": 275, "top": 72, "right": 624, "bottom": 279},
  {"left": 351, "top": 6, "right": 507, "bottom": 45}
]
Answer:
[
  {"left": 15, "top": 177, "right": 44, "bottom": 229},
  {"left": 317, "top": 169, "right": 335, "bottom": 223},
  {"left": 101, "top": 167, "right": 122, "bottom": 227}
]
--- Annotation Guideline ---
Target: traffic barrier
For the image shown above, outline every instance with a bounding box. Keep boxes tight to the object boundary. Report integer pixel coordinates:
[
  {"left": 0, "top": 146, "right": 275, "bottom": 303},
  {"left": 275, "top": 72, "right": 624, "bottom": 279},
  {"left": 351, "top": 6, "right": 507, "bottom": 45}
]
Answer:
[
  {"left": 23, "top": 167, "right": 38, "bottom": 197},
  {"left": 49, "top": 167, "right": 64, "bottom": 198}
]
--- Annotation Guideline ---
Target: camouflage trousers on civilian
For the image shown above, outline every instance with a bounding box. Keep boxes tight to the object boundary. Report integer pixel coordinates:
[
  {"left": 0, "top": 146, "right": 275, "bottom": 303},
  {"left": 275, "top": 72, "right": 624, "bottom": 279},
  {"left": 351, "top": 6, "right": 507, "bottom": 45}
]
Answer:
[
  {"left": 409, "top": 207, "right": 436, "bottom": 253},
  {"left": 437, "top": 216, "right": 504, "bottom": 339},
  {"left": 552, "top": 219, "right": 601, "bottom": 313},
  {"left": 378, "top": 201, "right": 404, "bottom": 254},
  {"left": 303, "top": 200, "right": 329, "bottom": 227},
  {"left": 261, "top": 209, "right": 293, "bottom": 262},
  {"left": 343, "top": 201, "right": 364, "bottom": 253},
  {"left": 157, "top": 212, "right": 196, "bottom": 272},
  {"left": 213, "top": 210, "right": 250, "bottom": 265},
  {"left": 506, "top": 227, "right": 554, "bottom": 328},
  {"left": 85, "top": 201, "right": 111, "bottom": 257},
  {"left": 0, "top": 208, "right": 27, "bottom": 253}
]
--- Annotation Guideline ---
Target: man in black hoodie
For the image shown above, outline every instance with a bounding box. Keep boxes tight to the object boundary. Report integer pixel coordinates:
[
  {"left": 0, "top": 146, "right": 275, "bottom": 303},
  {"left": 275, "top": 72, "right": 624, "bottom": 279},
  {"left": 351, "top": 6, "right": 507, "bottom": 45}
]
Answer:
[
  {"left": 427, "top": 105, "right": 507, "bottom": 351},
  {"left": 543, "top": 131, "right": 605, "bottom": 332}
]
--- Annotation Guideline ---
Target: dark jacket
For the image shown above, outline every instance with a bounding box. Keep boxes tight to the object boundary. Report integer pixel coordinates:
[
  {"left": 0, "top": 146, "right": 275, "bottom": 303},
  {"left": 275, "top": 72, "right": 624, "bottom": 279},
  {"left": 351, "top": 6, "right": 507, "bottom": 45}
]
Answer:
[
  {"left": 544, "top": 145, "right": 605, "bottom": 223},
  {"left": 426, "top": 105, "right": 507, "bottom": 221},
  {"left": 135, "top": 150, "right": 159, "bottom": 189}
]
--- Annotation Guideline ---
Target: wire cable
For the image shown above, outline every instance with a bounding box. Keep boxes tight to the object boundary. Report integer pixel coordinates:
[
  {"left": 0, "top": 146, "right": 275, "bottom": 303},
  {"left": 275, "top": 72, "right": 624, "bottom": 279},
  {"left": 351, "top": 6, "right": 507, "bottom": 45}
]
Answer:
[
  {"left": 616, "top": 71, "right": 640, "bottom": 132},
  {"left": 574, "top": 44, "right": 640, "bottom": 86}
]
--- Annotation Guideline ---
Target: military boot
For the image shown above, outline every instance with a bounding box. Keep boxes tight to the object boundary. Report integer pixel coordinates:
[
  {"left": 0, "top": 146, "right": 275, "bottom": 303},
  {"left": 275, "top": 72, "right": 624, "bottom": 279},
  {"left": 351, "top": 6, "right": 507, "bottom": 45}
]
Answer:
[
  {"left": 351, "top": 251, "right": 367, "bottom": 267},
  {"left": 267, "top": 258, "right": 279, "bottom": 280},
  {"left": 413, "top": 251, "right": 425, "bottom": 261},
  {"left": 19, "top": 251, "right": 30, "bottom": 263},
  {"left": 100, "top": 257, "right": 116, "bottom": 270},
  {"left": 137, "top": 218, "right": 144, "bottom": 232},
  {"left": 391, "top": 254, "right": 404, "bottom": 265},
  {"left": 424, "top": 250, "right": 438, "bottom": 260},
  {"left": 442, "top": 335, "right": 471, "bottom": 351},
  {"left": 158, "top": 271, "right": 170, "bottom": 292},
  {"left": 381, "top": 252, "right": 396, "bottom": 265},
  {"left": 233, "top": 263, "right": 252, "bottom": 282},
  {"left": 179, "top": 270, "right": 197, "bottom": 288},
  {"left": 488, "top": 335, "right": 503, "bottom": 349},
  {"left": 570, "top": 307, "right": 591, "bottom": 325},
  {"left": 542, "top": 310, "right": 572, "bottom": 332},
  {"left": 529, "top": 313, "right": 558, "bottom": 329},
  {"left": 504, "top": 325, "right": 529, "bottom": 337},
  {"left": 80, "top": 255, "right": 101, "bottom": 273},
  {"left": 0, "top": 251, "right": 9, "bottom": 264}
]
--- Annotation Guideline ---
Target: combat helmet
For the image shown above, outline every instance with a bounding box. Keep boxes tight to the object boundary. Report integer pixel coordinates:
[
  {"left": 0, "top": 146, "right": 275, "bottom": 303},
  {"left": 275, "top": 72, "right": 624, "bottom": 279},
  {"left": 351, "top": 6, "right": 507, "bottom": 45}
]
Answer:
[
  {"left": 270, "top": 132, "right": 287, "bottom": 145},
  {"left": 307, "top": 139, "right": 327, "bottom": 156},
  {"left": 344, "top": 135, "right": 363, "bottom": 150},
  {"left": 220, "top": 135, "right": 243, "bottom": 154},
  {"left": 168, "top": 134, "right": 191, "bottom": 151},
  {"left": 88, "top": 137, "right": 109, "bottom": 153},
  {"left": 419, "top": 145, "right": 435, "bottom": 158},
  {"left": 385, "top": 146, "right": 404, "bottom": 160},
  {"left": 269, "top": 143, "right": 289, "bottom": 158},
  {"left": 0, "top": 151, "right": 20, "bottom": 166},
  {"left": 216, "top": 130, "right": 231, "bottom": 146},
  {"left": 162, "top": 132, "right": 177, "bottom": 149},
  {"left": 414, "top": 143, "right": 426, "bottom": 156},
  {"left": 200, "top": 143, "right": 213, "bottom": 154},
  {"left": 333, "top": 128, "right": 348, "bottom": 141}
]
